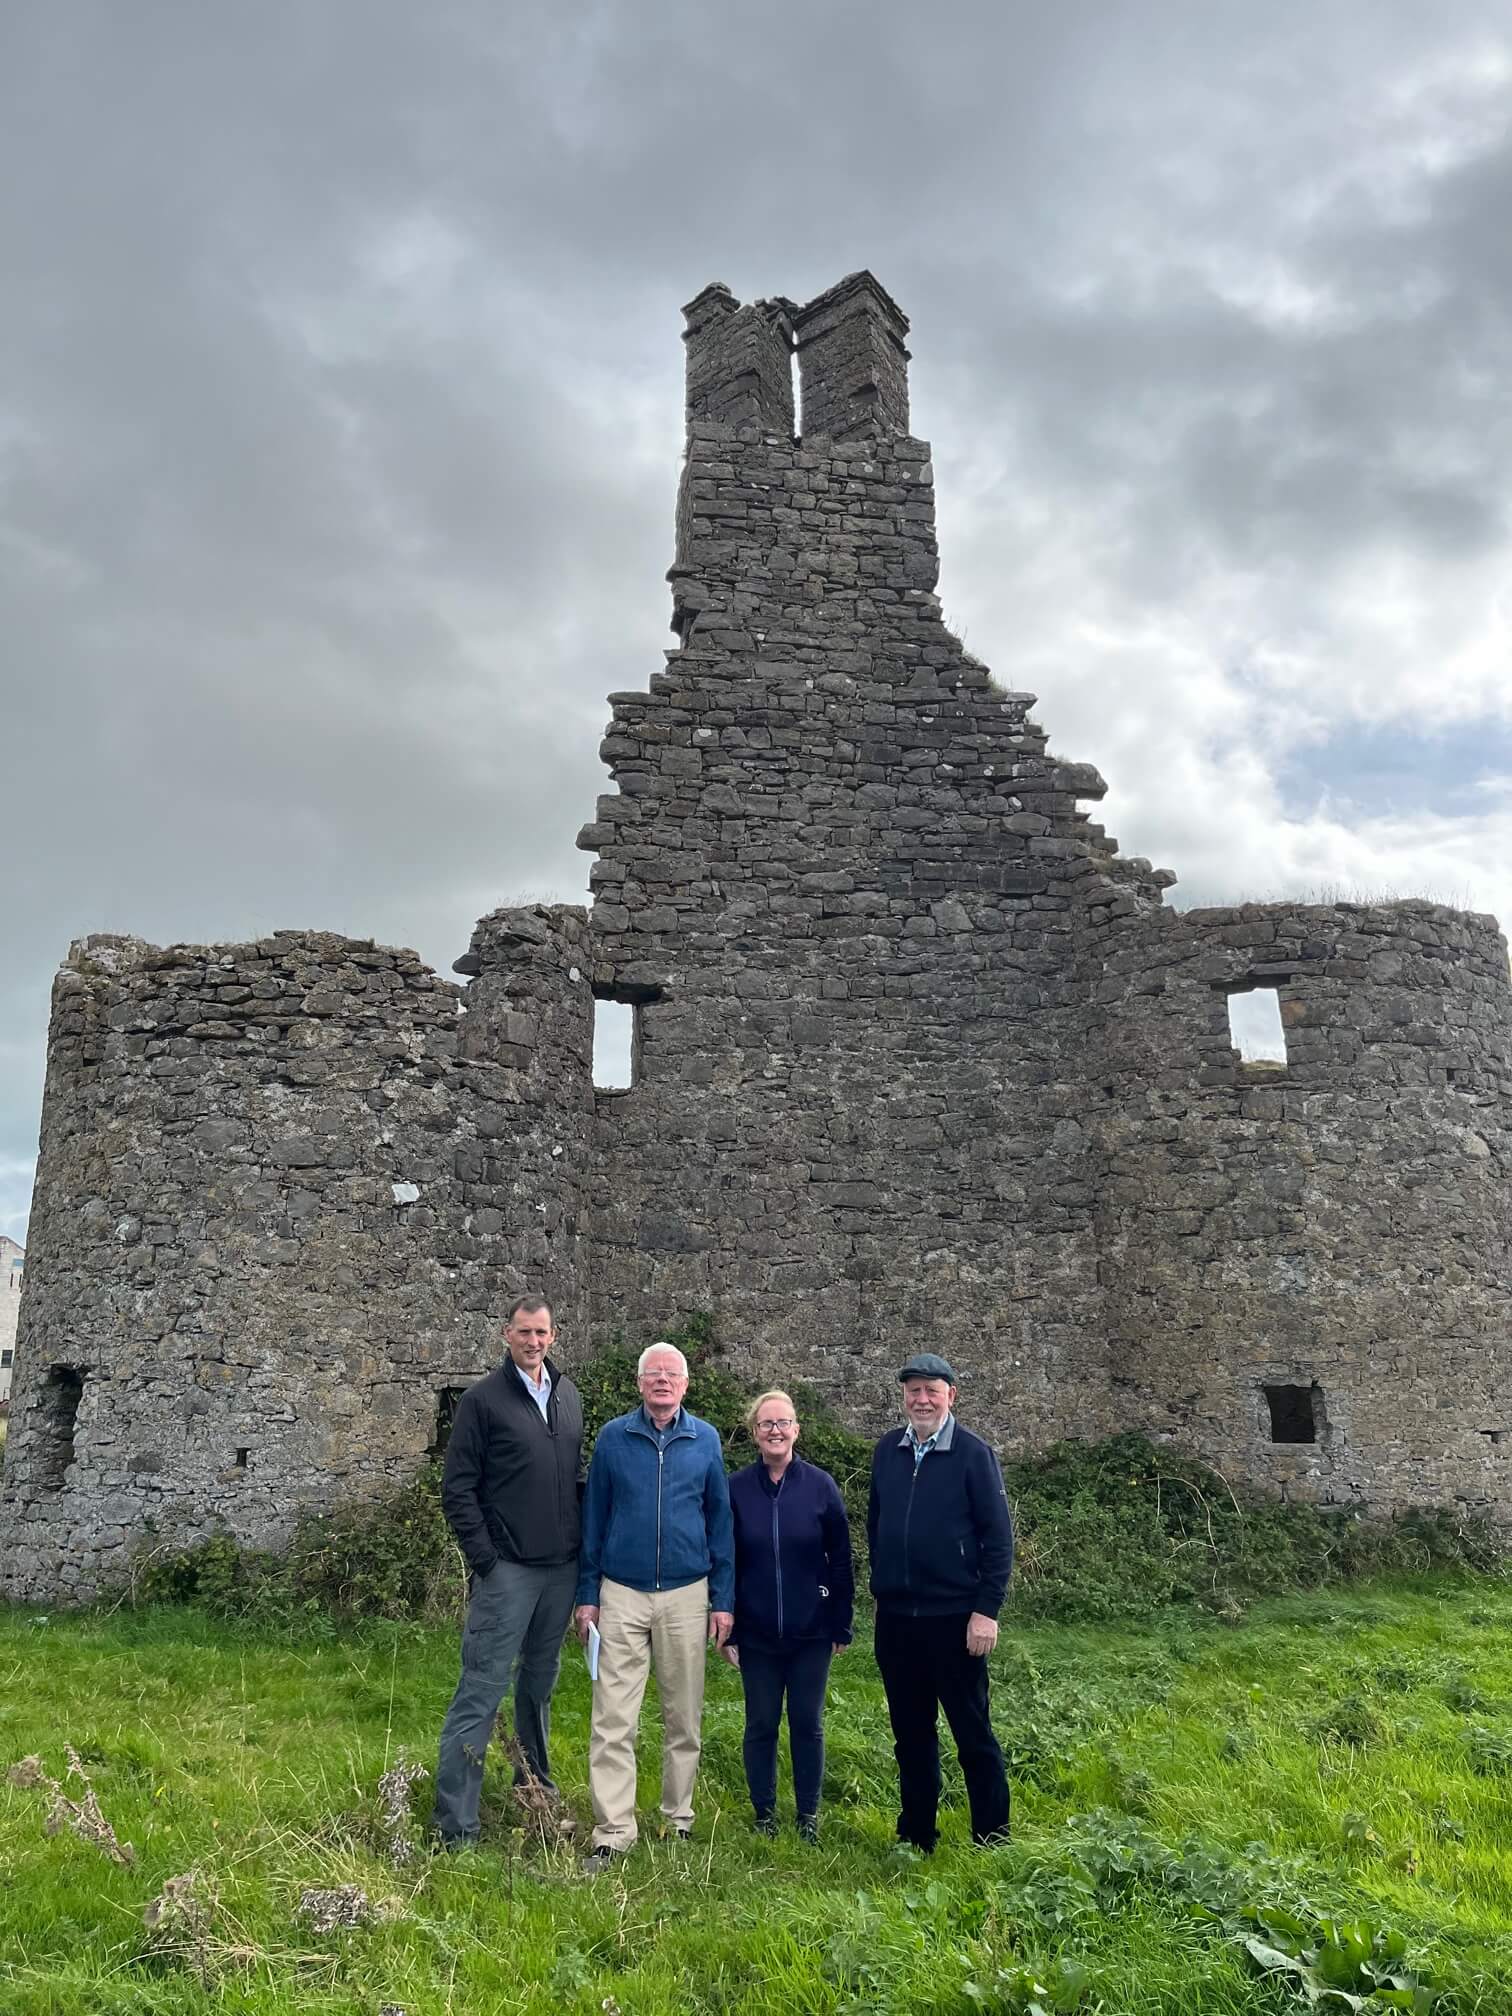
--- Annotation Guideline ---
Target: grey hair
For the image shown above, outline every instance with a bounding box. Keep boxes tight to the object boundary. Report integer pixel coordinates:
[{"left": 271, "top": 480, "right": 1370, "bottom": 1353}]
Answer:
[{"left": 637, "top": 1341, "right": 689, "bottom": 1377}]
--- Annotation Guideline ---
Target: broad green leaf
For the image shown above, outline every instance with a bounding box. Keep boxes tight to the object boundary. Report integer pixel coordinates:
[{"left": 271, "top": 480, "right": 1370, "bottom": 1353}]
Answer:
[{"left": 1244, "top": 1937, "right": 1313, "bottom": 1977}]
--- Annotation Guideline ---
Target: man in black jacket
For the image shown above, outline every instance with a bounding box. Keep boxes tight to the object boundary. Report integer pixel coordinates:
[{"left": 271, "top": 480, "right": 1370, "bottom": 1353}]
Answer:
[
  {"left": 867, "top": 1351, "right": 1013, "bottom": 1851},
  {"left": 431, "top": 1296, "right": 584, "bottom": 1846}
]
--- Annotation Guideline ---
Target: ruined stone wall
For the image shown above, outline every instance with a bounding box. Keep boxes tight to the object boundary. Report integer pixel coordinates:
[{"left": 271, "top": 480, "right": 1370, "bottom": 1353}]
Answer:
[
  {"left": 580, "top": 274, "right": 1159, "bottom": 1441},
  {"left": 0, "top": 908, "right": 592, "bottom": 1602},
  {"left": 1089, "top": 899, "right": 1512, "bottom": 1512},
  {"left": 7, "top": 269, "right": 1512, "bottom": 1605}
]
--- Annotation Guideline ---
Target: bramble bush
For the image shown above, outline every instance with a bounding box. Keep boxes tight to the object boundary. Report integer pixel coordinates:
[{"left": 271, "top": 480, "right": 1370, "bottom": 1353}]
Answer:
[
  {"left": 134, "top": 1316, "right": 1505, "bottom": 1627},
  {"left": 1002, "top": 1430, "right": 1505, "bottom": 1622}
]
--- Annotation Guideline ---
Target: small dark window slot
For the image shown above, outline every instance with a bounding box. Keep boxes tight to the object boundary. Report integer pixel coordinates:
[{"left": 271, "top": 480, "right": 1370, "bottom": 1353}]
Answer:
[
  {"left": 234, "top": 1447, "right": 250, "bottom": 1470},
  {"left": 1264, "top": 1382, "right": 1319, "bottom": 1445},
  {"left": 429, "top": 1387, "right": 467, "bottom": 1459},
  {"left": 38, "top": 1365, "right": 86, "bottom": 1485}
]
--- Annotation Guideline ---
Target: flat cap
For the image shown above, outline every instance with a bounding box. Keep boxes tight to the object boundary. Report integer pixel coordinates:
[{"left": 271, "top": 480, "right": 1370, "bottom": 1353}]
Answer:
[{"left": 897, "top": 1352, "right": 957, "bottom": 1384}]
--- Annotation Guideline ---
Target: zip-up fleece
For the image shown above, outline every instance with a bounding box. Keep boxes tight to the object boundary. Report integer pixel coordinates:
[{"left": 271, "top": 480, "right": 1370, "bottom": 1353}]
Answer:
[
  {"left": 728, "top": 1456, "right": 855, "bottom": 1649},
  {"left": 866, "top": 1422, "right": 1014, "bottom": 1617},
  {"left": 440, "top": 1358, "right": 584, "bottom": 1575},
  {"left": 575, "top": 1407, "right": 735, "bottom": 1610}
]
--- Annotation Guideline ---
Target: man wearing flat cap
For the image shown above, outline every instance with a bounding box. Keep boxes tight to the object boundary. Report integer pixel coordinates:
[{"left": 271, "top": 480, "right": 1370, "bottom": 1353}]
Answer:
[{"left": 866, "top": 1351, "right": 1014, "bottom": 1850}]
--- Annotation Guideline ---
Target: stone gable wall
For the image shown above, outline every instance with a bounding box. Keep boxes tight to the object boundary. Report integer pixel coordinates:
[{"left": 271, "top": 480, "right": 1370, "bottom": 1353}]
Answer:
[{"left": 579, "top": 278, "right": 1167, "bottom": 1439}]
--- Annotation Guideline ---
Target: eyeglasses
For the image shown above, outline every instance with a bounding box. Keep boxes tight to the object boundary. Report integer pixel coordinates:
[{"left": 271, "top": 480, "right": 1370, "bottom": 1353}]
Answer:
[{"left": 756, "top": 1418, "right": 796, "bottom": 1432}]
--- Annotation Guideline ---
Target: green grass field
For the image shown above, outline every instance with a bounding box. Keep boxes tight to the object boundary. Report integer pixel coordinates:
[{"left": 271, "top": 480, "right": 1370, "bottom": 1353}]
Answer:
[{"left": 1, "top": 1583, "right": 1509, "bottom": 2014}]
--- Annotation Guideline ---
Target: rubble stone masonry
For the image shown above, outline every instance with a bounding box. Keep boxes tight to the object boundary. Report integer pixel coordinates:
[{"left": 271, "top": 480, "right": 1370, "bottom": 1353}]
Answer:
[{"left": 4, "top": 272, "right": 1509, "bottom": 1601}]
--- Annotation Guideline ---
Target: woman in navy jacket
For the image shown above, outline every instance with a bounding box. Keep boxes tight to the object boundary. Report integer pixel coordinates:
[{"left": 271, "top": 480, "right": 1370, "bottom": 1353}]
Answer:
[{"left": 722, "top": 1390, "right": 854, "bottom": 1840}]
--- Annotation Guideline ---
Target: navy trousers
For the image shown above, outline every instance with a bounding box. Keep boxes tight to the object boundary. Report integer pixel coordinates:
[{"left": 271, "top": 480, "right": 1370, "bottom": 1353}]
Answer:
[
  {"left": 873, "top": 1607, "right": 1010, "bottom": 1848},
  {"left": 737, "top": 1637, "right": 833, "bottom": 1819}
]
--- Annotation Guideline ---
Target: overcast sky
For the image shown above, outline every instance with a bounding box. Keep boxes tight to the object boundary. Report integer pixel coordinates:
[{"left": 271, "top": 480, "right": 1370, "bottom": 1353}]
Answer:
[{"left": 5, "top": 1, "right": 1512, "bottom": 1244}]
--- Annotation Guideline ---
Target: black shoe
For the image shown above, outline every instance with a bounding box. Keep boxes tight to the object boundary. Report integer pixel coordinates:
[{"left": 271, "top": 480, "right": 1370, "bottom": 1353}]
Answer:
[
  {"left": 753, "top": 1810, "right": 778, "bottom": 1839},
  {"left": 580, "top": 1845, "right": 625, "bottom": 1876},
  {"left": 796, "top": 1814, "right": 819, "bottom": 1844}
]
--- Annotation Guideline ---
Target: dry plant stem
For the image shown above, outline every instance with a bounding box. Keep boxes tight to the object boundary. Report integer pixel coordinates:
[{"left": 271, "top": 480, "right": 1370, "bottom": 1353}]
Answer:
[
  {"left": 375, "top": 1752, "right": 428, "bottom": 1867},
  {"left": 6, "top": 1746, "right": 135, "bottom": 1866}
]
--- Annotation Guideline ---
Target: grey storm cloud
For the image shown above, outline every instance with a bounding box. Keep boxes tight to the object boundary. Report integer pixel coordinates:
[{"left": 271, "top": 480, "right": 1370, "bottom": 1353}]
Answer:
[{"left": 5, "top": 0, "right": 1512, "bottom": 1240}]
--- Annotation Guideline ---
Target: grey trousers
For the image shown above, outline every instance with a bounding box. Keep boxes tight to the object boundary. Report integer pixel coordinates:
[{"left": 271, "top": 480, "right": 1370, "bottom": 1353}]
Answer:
[{"left": 431, "top": 1557, "right": 578, "bottom": 1843}]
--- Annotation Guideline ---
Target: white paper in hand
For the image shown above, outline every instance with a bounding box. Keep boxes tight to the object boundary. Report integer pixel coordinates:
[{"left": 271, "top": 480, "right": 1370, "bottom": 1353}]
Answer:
[{"left": 583, "top": 1620, "right": 601, "bottom": 1682}]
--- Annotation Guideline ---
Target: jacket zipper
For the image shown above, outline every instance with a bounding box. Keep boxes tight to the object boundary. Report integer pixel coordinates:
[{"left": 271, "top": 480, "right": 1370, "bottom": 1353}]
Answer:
[
  {"left": 771, "top": 1473, "right": 786, "bottom": 1638},
  {"left": 903, "top": 1458, "right": 919, "bottom": 1598},
  {"left": 627, "top": 1414, "right": 690, "bottom": 1591}
]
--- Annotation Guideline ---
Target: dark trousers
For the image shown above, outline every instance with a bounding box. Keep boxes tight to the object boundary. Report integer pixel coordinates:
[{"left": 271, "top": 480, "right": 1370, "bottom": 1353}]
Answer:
[
  {"left": 431, "top": 1558, "right": 577, "bottom": 1844},
  {"left": 738, "top": 1637, "right": 833, "bottom": 1819},
  {"left": 873, "top": 1607, "right": 1010, "bottom": 1849}
]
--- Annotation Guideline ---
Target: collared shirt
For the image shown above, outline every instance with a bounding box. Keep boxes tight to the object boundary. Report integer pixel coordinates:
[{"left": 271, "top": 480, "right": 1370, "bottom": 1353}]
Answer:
[
  {"left": 641, "top": 1404, "right": 684, "bottom": 1448},
  {"left": 514, "top": 1359, "right": 552, "bottom": 1421},
  {"left": 901, "top": 1411, "right": 956, "bottom": 1467}
]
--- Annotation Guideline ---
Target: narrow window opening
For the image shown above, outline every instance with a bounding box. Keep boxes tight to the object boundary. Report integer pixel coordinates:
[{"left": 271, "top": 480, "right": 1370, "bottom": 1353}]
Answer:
[
  {"left": 1264, "top": 1382, "right": 1319, "bottom": 1445},
  {"left": 593, "top": 999, "right": 635, "bottom": 1089},
  {"left": 1478, "top": 1428, "right": 1505, "bottom": 1446},
  {"left": 1228, "top": 986, "right": 1288, "bottom": 1069},
  {"left": 38, "top": 1365, "right": 86, "bottom": 1485},
  {"left": 234, "top": 1447, "right": 250, "bottom": 1470},
  {"left": 593, "top": 982, "right": 665, "bottom": 1092},
  {"left": 429, "top": 1386, "right": 466, "bottom": 1459},
  {"left": 1, "top": 1348, "right": 12, "bottom": 1368}
]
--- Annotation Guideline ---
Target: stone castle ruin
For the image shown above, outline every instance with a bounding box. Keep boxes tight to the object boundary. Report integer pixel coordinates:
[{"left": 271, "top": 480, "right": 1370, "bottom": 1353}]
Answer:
[{"left": 5, "top": 272, "right": 1511, "bottom": 1602}]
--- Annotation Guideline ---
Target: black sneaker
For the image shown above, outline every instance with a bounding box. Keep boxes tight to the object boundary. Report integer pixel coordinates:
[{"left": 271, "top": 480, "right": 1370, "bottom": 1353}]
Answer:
[
  {"left": 753, "top": 1810, "right": 778, "bottom": 1839},
  {"left": 579, "top": 1845, "right": 624, "bottom": 1876},
  {"left": 796, "top": 1814, "right": 820, "bottom": 1844}
]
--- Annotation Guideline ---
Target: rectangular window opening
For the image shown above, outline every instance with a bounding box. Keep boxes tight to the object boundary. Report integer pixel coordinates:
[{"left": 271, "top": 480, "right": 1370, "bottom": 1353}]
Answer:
[
  {"left": 234, "top": 1447, "right": 250, "bottom": 1470},
  {"left": 429, "top": 1386, "right": 466, "bottom": 1459},
  {"left": 38, "top": 1365, "right": 86, "bottom": 1485},
  {"left": 593, "top": 983, "right": 664, "bottom": 1092},
  {"left": 1264, "top": 1382, "right": 1319, "bottom": 1445},
  {"left": 1228, "top": 985, "right": 1288, "bottom": 1069},
  {"left": 593, "top": 998, "right": 635, "bottom": 1089}
]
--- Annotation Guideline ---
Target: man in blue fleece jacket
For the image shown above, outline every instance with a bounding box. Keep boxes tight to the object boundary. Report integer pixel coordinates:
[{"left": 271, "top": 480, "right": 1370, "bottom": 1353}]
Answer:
[
  {"left": 867, "top": 1351, "right": 1014, "bottom": 1850},
  {"left": 574, "top": 1341, "right": 734, "bottom": 1869}
]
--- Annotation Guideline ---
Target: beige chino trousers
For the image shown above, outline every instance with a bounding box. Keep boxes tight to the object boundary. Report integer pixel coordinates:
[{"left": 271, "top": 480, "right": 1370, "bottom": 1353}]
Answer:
[{"left": 588, "top": 1575, "right": 709, "bottom": 1849}]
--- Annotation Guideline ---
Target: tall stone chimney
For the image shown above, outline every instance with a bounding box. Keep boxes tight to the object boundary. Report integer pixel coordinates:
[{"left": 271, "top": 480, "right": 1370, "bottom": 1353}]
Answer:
[
  {"left": 793, "top": 269, "right": 911, "bottom": 439},
  {"left": 682, "top": 282, "right": 795, "bottom": 433}
]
